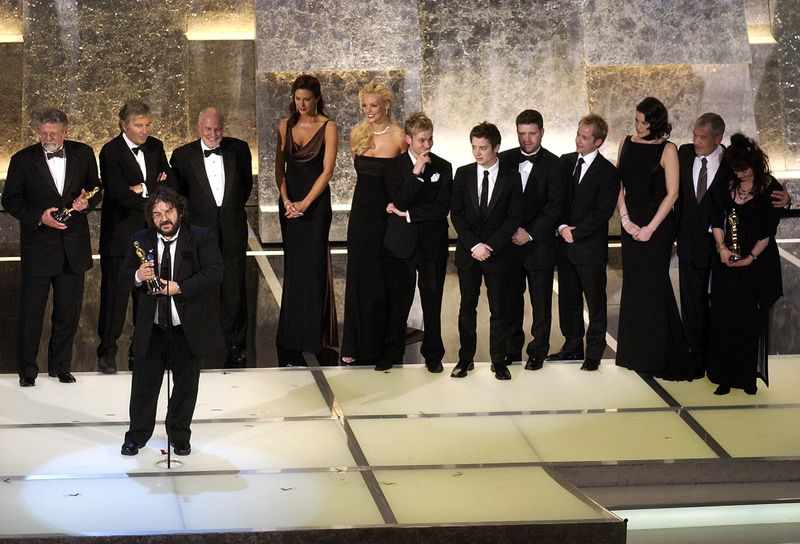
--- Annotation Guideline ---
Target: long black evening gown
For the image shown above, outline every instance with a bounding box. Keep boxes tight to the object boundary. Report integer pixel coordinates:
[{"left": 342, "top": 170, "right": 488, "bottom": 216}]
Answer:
[
  {"left": 707, "top": 178, "right": 783, "bottom": 391},
  {"left": 615, "top": 137, "right": 693, "bottom": 379},
  {"left": 341, "top": 155, "right": 391, "bottom": 363},
  {"left": 276, "top": 121, "right": 338, "bottom": 364}
]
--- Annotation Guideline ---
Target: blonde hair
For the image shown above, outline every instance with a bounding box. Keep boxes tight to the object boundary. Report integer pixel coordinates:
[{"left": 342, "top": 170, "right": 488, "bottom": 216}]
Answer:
[{"left": 351, "top": 82, "right": 395, "bottom": 155}]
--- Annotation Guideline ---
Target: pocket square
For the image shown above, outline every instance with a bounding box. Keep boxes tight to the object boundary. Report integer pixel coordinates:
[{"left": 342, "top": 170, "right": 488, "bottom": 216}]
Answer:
[{"left": 430, "top": 172, "right": 440, "bottom": 182}]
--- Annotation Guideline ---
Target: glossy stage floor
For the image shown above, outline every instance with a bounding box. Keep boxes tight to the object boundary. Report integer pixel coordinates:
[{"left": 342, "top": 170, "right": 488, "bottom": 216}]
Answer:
[{"left": 1, "top": 211, "right": 800, "bottom": 543}]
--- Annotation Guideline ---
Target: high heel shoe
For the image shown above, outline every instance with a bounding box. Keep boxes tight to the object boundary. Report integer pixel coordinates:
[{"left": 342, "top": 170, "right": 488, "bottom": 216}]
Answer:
[{"left": 713, "top": 385, "right": 731, "bottom": 395}]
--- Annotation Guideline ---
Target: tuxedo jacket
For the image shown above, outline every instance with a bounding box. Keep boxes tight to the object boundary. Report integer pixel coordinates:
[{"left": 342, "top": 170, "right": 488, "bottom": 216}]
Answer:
[
  {"left": 557, "top": 151, "right": 619, "bottom": 266},
  {"left": 2, "top": 140, "right": 101, "bottom": 277},
  {"left": 382, "top": 151, "right": 453, "bottom": 261},
  {"left": 498, "top": 146, "right": 564, "bottom": 270},
  {"left": 124, "top": 224, "right": 224, "bottom": 359},
  {"left": 676, "top": 143, "right": 731, "bottom": 269},
  {"left": 171, "top": 137, "right": 253, "bottom": 252},
  {"left": 450, "top": 161, "right": 523, "bottom": 271},
  {"left": 99, "top": 133, "right": 175, "bottom": 257}
]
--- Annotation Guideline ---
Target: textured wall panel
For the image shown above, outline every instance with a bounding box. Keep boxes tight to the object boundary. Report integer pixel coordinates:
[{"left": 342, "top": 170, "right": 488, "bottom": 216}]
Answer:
[
  {"left": 419, "top": 0, "right": 588, "bottom": 166},
  {"left": 186, "top": 40, "right": 257, "bottom": 155},
  {"left": 22, "top": 0, "right": 188, "bottom": 153},
  {"left": 257, "top": 70, "right": 408, "bottom": 242},
  {"left": 587, "top": 64, "right": 756, "bottom": 157},
  {"left": 0, "top": 42, "right": 22, "bottom": 180},
  {"left": 583, "top": 0, "right": 751, "bottom": 66}
]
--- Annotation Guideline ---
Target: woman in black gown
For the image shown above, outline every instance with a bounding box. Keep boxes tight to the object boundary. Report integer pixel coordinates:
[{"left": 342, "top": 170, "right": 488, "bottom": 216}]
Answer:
[
  {"left": 275, "top": 75, "right": 339, "bottom": 366},
  {"left": 708, "top": 134, "right": 783, "bottom": 395},
  {"left": 615, "top": 97, "right": 693, "bottom": 379},
  {"left": 340, "top": 82, "right": 407, "bottom": 365}
]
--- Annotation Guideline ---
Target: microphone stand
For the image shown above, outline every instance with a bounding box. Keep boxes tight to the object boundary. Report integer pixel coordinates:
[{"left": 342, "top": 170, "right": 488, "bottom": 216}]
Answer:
[{"left": 165, "top": 274, "right": 172, "bottom": 469}]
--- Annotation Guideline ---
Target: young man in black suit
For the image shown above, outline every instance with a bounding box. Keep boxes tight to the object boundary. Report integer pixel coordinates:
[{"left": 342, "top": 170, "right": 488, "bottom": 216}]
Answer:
[
  {"left": 377, "top": 112, "right": 453, "bottom": 373},
  {"left": 2, "top": 108, "right": 101, "bottom": 386},
  {"left": 550, "top": 114, "right": 618, "bottom": 371},
  {"left": 676, "top": 113, "right": 790, "bottom": 375},
  {"left": 97, "top": 99, "right": 174, "bottom": 374},
  {"left": 121, "top": 188, "right": 223, "bottom": 457},
  {"left": 171, "top": 107, "right": 253, "bottom": 368},
  {"left": 498, "top": 109, "right": 564, "bottom": 371},
  {"left": 450, "top": 122, "right": 523, "bottom": 380}
]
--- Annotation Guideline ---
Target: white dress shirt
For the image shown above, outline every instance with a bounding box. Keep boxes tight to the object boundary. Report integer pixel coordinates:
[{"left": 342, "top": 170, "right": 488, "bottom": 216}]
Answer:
[
  {"left": 201, "top": 142, "right": 225, "bottom": 207},
  {"left": 122, "top": 133, "right": 148, "bottom": 197},
  {"left": 44, "top": 146, "right": 66, "bottom": 195},
  {"left": 692, "top": 144, "right": 724, "bottom": 193}
]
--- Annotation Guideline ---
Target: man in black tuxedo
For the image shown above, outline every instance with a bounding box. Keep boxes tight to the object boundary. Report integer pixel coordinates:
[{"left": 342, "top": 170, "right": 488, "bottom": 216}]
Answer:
[
  {"left": 2, "top": 108, "right": 101, "bottom": 386},
  {"left": 171, "top": 107, "right": 253, "bottom": 368},
  {"left": 450, "top": 122, "right": 523, "bottom": 380},
  {"left": 676, "top": 113, "right": 790, "bottom": 374},
  {"left": 97, "top": 99, "right": 174, "bottom": 374},
  {"left": 377, "top": 112, "right": 453, "bottom": 373},
  {"left": 121, "top": 188, "right": 223, "bottom": 457},
  {"left": 498, "top": 109, "right": 564, "bottom": 371},
  {"left": 549, "top": 114, "right": 618, "bottom": 371}
]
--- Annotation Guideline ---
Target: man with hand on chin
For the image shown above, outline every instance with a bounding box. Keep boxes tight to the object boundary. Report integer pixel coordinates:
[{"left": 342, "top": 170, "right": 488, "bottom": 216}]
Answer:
[
  {"left": 378, "top": 112, "right": 453, "bottom": 373},
  {"left": 450, "top": 122, "right": 522, "bottom": 380},
  {"left": 121, "top": 188, "right": 223, "bottom": 457}
]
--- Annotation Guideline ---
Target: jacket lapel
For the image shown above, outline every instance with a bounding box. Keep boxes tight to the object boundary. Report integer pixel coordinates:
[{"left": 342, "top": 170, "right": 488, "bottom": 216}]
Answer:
[
  {"left": 221, "top": 147, "right": 235, "bottom": 206},
  {"left": 189, "top": 142, "right": 217, "bottom": 204},
  {"left": 33, "top": 148, "right": 62, "bottom": 198},
  {"left": 486, "top": 170, "right": 504, "bottom": 218},
  {"left": 117, "top": 135, "right": 145, "bottom": 184},
  {"left": 467, "top": 169, "right": 480, "bottom": 214}
]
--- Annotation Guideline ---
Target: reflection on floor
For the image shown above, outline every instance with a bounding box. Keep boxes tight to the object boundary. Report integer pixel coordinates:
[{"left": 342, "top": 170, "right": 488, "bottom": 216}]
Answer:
[{"left": 2, "top": 359, "right": 800, "bottom": 540}]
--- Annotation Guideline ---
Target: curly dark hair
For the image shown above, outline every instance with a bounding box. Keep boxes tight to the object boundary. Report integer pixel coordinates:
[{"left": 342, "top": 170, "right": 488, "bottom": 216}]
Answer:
[
  {"left": 636, "top": 97, "right": 671, "bottom": 141},
  {"left": 145, "top": 187, "right": 188, "bottom": 228},
  {"left": 724, "top": 133, "right": 772, "bottom": 196},
  {"left": 288, "top": 74, "right": 326, "bottom": 127}
]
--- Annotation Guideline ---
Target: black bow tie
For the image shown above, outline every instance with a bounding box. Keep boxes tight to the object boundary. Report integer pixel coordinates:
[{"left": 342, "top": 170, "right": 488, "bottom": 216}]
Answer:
[
  {"left": 131, "top": 146, "right": 142, "bottom": 155},
  {"left": 204, "top": 147, "right": 221, "bottom": 158},
  {"left": 46, "top": 148, "right": 64, "bottom": 160},
  {"left": 519, "top": 154, "right": 536, "bottom": 164}
]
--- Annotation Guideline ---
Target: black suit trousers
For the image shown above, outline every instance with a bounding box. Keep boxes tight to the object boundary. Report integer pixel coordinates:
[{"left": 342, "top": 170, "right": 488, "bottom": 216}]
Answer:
[
  {"left": 508, "top": 265, "right": 555, "bottom": 360},
  {"left": 220, "top": 247, "right": 247, "bottom": 351},
  {"left": 18, "top": 260, "right": 84, "bottom": 378},
  {"left": 457, "top": 264, "right": 510, "bottom": 365},
  {"left": 678, "top": 259, "right": 711, "bottom": 370},
  {"left": 556, "top": 258, "right": 607, "bottom": 360},
  {"left": 383, "top": 254, "right": 446, "bottom": 364},
  {"left": 125, "top": 325, "right": 200, "bottom": 445},
  {"left": 97, "top": 255, "right": 137, "bottom": 359}
]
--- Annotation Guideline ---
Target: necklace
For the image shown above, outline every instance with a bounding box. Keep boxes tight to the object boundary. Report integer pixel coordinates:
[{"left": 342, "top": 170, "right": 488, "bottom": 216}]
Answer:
[
  {"left": 736, "top": 186, "right": 753, "bottom": 201},
  {"left": 372, "top": 123, "right": 391, "bottom": 135}
]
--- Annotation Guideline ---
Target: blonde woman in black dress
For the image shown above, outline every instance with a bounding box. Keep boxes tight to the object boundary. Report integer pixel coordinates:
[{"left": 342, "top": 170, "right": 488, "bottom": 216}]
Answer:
[{"left": 340, "top": 82, "right": 406, "bottom": 365}]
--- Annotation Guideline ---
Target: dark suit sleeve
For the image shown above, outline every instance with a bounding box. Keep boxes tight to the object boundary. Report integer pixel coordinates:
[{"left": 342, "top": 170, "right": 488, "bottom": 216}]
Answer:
[
  {"left": 2, "top": 152, "right": 43, "bottom": 229},
  {"left": 450, "top": 167, "right": 481, "bottom": 251},
  {"left": 486, "top": 170, "right": 523, "bottom": 251},
  {"left": 79, "top": 145, "right": 102, "bottom": 212},
  {"left": 100, "top": 145, "right": 150, "bottom": 211},
  {"left": 237, "top": 140, "right": 253, "bottom": 203},
  {"left": 178, "top": 229, "right": 223, "bottom": 300},
  {"left": 571, "top": 163, "right": 619, "bottom": 242},
  {"left": 152, "top": 140, "right": 176, "bottom": 191},
  {"left": 528, "top": 159, "right": 564, "bottom": 241},
  {"left": 383, "top": 160, "right": 405, "bottom": 205},
  {"left": 408, "top": 162, "right": 452, "bottom": 223}
]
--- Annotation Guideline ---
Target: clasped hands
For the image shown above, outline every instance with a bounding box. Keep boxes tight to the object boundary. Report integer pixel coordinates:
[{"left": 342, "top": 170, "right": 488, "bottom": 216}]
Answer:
[
  {"left": 718, "top": 247, "right": 752, "bottom": 268},
  {"left": 130, "top": 172, "right": 168, "bottom": 194},
  {"left": 622, "top": 220, "right": 653, "bottom": 242},
  {"left": 284, "top": 199, "right": 307, "bottom": 219},
  {"left": 471, "top": 243, "right": 493, "bottom": 261}
]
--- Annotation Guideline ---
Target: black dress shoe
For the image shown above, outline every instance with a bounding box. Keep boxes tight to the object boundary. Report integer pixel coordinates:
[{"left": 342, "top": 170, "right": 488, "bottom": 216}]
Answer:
[
  {"left": 172, "top": 441, "right": 191, "bottom": 456},
  {"left": 49, "top": 372, "right": 76, "bottom": 383},
  {"left": 714, "top": 385, "right": 731, "bottom": 395},
  {"left": 492, "top": 364, "right": 512, "bottom": 380},
  {"left": 19, "top": 376, "right": 36, "bottom": 387},
  {"left": 504, "top": 354, "right": 521, "bottom": 365},
  {"left": 97, "top": 356, "right": 118, "bottom": 375},
  {"left": 546, "top": 350, "right": 584, "bottom": 361},
  {"left": 121, "top": 440, "right": 143, "bottom": 456},
  {"left": 744, "top": 385, "right": 758, "bottom": 395},
  {"left": 425, "top": 360, "right": 444, "bottom": 373},
  {"left": 225, "top": 347, "right": 247, "bottom": 369},
  {"left": 525, "top": 356, "right": 544, "bottom": 371},
  {"left": 580, "top": 359, "right": 600, "bottom": 371},
  {"left": 450, "top": 360, "right": 474, "bottom": 378},
  {"left": 374, "top": 359, "right": 395, "bottom": 371}
]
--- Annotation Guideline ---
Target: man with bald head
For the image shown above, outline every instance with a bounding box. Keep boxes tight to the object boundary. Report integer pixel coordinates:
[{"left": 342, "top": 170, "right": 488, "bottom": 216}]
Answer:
[{"left": 171, "top": 107, "right": 253, "bottom": 367}]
